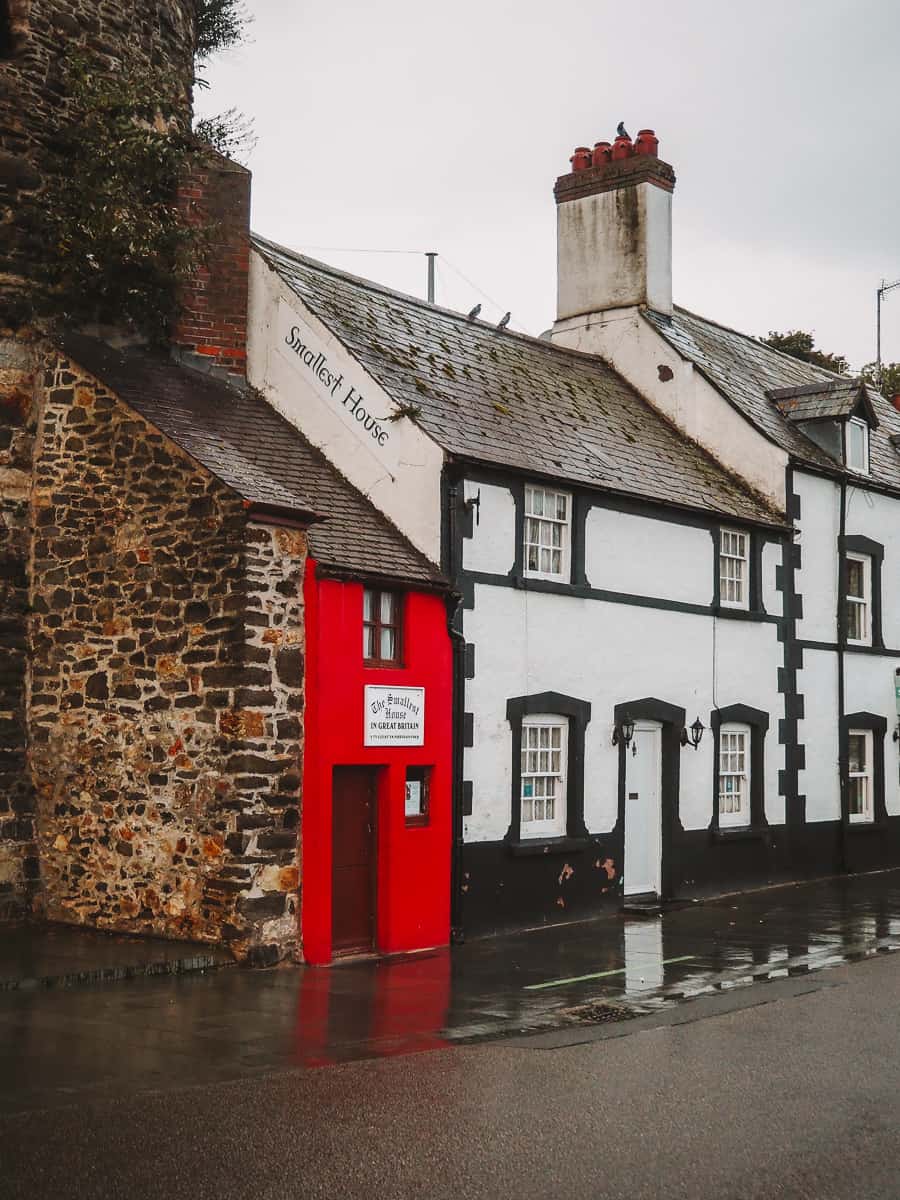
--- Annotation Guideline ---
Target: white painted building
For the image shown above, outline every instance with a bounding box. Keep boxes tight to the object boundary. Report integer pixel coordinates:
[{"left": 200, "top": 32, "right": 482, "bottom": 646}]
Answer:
[{"left": 246, "top": 129, "right": 900, "bottom": 934}]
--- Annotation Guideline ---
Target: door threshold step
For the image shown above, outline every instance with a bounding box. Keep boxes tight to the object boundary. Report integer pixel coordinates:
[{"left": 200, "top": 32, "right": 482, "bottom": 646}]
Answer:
[{"left": 623, "top": 895, "right": 662, "bottom": 916}]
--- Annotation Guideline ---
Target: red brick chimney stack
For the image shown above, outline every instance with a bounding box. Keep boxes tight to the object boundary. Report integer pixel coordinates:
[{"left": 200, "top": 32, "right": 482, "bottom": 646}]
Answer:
[
  {"left": 173, "top": 151, "right": 251, "bottom": 377},
  {"left": 892, "top": 394, "right": 900, "bottom": 412}
]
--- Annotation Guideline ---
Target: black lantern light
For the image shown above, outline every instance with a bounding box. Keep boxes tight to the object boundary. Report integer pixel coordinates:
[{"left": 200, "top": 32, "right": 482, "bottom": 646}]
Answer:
[
  {"left": 681, "top": 716, "right": 705, "bottom": 750},
  {"left": 612, "top": 712, "right": 636, "bottom": 752}
]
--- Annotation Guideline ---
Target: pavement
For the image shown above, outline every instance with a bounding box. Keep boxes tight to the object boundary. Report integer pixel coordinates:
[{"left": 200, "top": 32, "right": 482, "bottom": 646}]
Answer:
[
  {"left": 2, "top": 869, "right": 900, "bottom": 1116},
  {"left": 3, "top": 928, "right": 900, "bottom": 1198},
  {"left": 0, "top": 923, "right": 232, "bottom": 991}
]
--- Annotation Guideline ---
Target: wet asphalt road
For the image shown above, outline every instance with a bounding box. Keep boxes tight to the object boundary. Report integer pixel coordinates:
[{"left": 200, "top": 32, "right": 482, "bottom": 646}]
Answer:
[
  {"left": 2, "top": 952, "right": 900, "bottom": 1200},
  {"left": 4, "top": 872, "right": 900, "bottom": 1198}
]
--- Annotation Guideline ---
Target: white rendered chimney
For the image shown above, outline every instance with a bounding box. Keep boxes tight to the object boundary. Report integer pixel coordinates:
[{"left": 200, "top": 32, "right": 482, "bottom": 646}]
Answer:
[{"left": 553, "top": 130, "right": 674, "bottom": 324}]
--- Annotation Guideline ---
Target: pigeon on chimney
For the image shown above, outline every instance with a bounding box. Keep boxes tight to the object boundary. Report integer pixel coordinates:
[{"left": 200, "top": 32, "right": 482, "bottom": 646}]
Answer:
[
  {"left": 497, "top": 312, "right": 511, "bottom": 330},
  {"left": 617, "top": 121, "right": 630, "bottom": 139},
  {"left": 467, "top": 304, "right": 482, "bottom": 321}
]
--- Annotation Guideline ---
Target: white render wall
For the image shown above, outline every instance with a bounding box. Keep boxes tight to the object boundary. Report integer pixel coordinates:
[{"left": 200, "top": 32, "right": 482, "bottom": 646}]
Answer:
[
  {"left": 461, "top": 484, "right": 785, "bottom": 844},
  {"left": 550, "top": 308, "right": 788, "bottom": 508},
  {"left": 794, "top": 472, "right": 840, "bottom": 644},
  {"left": 463, "top": 481, "right": 516, "bottom": 575},
  {"left": 585, "top": 509, "right": 712, "bottom": 604},
  {"left": 794, "top": 467, "right": 900, "bottom": 820},
  {"left": 247, "top": 251, "right": 445, "bottom": 562},
  {"left": 556, "top": 182, "right": 672, "bottom": 319}
]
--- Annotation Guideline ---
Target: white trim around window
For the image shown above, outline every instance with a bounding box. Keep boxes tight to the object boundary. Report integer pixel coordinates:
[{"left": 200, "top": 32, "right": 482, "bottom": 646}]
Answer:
[
  {"left": 520, "top": 714, "right": 568, "bottom": 838},
  {"left": 845, "top": 553, "right": 872, "bottom": 646},
  {"left": 846, "top": 417, "right": 870, "bottom": 475},
  {"left": 719, "top": 528, "right": 749, "bottom": 609},
  {"left": 524, "top": 485, "right": 571, "bottom": 581},
  {"left": 848, "top": 729, "right": 874, "bottom": 823},
  {"left": 718, "top": 723, "right": 751, "bottom": 828}
]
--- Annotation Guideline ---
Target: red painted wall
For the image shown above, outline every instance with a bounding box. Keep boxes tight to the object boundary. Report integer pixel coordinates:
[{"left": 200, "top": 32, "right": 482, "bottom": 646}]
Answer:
[{"left": 302, "top": 561, "right": 452, "bottom": 964}]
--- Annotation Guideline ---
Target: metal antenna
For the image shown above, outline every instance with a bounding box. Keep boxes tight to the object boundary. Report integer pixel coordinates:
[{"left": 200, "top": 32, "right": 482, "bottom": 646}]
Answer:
[
  {"left": 426, "top": 252, "right": 437, "bottom": 304},
  {"left": 876, "top": 277, "right": 900, "bottom": 388}
]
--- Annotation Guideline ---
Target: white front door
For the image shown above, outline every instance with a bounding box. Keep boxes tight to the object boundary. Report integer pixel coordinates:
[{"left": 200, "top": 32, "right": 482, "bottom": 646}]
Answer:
[{"left": 623, "top": 722, "right": 662, "bottom": 897}]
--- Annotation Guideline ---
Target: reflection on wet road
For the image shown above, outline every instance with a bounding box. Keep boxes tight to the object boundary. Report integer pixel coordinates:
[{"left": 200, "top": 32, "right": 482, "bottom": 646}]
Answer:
[{"left": 3, "top": 871, "right": 900, "bottom": 1111}]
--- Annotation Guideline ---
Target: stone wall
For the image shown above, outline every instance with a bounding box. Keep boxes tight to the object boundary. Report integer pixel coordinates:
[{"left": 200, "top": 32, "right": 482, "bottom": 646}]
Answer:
[
  {"left": 26, "top": 352, "right": 305, "bottom": 961},
  {"left": 0, "top": 327, "right": 39, "bottom": 918},
  {"left": 0, "top": 0, "right": 197, "bottom": 308}
]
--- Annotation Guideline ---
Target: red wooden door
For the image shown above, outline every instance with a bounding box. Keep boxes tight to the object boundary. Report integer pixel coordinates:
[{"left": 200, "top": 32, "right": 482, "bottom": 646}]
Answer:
[{"left": 332, "top": 767, "right": 377, "bottom": 955}]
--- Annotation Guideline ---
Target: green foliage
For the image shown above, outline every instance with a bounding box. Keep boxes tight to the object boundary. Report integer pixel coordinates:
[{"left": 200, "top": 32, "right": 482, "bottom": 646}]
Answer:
[
  {"left": 193, "top": 108, "right": 256, "bottom": 164},
  {"left": 22, "top": 56, "right": 210, "bottom": 341},
  {"left": 761, "top": 330, "right": 849, "bottom": 375},
  {"left": 860, "top": 361, "right": 900, "bottom": 397},
  {"left": 196, "top": 0, "right": 249, "bottom": 61}
]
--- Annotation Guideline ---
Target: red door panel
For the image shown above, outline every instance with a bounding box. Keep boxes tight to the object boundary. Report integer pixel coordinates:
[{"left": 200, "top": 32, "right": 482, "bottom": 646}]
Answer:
[{"left": 332, "top": 767, "right": 376, "bottom": 954}]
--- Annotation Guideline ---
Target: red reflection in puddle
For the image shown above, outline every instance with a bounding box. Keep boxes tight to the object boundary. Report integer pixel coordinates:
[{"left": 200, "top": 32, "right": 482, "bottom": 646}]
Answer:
[{"left": 293, "top": 951, "right": 450, "bottom": 1067}]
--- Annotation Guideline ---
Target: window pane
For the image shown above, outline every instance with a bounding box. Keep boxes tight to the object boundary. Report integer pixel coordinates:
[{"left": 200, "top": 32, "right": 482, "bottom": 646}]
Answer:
[
  {"left": 363, "top": 590, "right": 374, "bottom": 620},
  {"left": 849, "top": 777, "right": 866, "bottom": 816},
  {"left": 847, "top": 561, "right": 863, "bottom": 598},
  {"left": 847, "top": 601, "right": 864, "bottom": 642},
  {"left": 380, "top": 592, "right": 395, "bottom": 624},
  {"left": 363, "top": 625, "right": 375, "bottom": 658},
  {"left": 380, "top": 628, "right": 395, "bottom": 660},
  {"left": 848, "top": 734, "right": 866, "bottom": 774},
  {"left": 848, "top": 421, "right": 867, "bottom": 471}
]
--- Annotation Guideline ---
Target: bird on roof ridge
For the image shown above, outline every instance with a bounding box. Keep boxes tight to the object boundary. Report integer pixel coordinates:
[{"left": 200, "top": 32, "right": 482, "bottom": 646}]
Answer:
[
  {"left": 497, "top": 312, "right": 511, "bottom": 330},
  {"left": 467, "top": 304, "right": 482, "bottom": 321},
  {"left": 617, "top": 121, "right": 629, "bottom": 139}
]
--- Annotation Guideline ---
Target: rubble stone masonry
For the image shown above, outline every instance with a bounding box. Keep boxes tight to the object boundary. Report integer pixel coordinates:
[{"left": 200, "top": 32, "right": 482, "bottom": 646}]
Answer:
[
  {"left": 0, "top": 328, "right": 39, "bottom": 918},
  {"left": 24, "top": 353, "right": 305, "bottom": 961},
  {"left": 0, "top": 0, "right": 197, "bottom": 303}
]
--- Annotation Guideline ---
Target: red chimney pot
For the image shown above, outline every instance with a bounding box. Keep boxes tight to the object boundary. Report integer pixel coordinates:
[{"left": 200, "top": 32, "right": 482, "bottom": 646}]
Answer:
[
  {"left": 892, "top": 394, "right": 900, "bottom": 412},
  {"left": 634, "top": 129, "right": 659, "bottom": 157},
  {"left": 611, "top": 134, "right": 634, "bottom": 161},
  {"left": 570, "top": 146, "right": 592, "bottom": 172},
  {"left": 592, "top": 141, "right": 612, "bottom": 167}
]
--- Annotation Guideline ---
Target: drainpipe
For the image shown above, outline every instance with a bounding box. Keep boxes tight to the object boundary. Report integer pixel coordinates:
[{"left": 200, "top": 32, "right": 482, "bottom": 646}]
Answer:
[
  {"left": 445, "top": 476, "right": 467, "bottom": 942},
  {"left": 837, "top": 477, "right": 848, "bottom": 874}
]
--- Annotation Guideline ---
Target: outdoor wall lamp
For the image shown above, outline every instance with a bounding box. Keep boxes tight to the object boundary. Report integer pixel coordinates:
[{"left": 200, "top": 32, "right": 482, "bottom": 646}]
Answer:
[
  {"left": 681, "top": 716, "right": 705, "bottom": 750},
  {"left": 612, "top": 713, "right": 636, "bottom": 753}
]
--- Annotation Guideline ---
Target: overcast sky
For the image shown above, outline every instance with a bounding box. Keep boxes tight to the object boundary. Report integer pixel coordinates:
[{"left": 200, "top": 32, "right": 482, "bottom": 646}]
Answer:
[{"left": 197, "top": 0, "right": 900, "bottom": 371}]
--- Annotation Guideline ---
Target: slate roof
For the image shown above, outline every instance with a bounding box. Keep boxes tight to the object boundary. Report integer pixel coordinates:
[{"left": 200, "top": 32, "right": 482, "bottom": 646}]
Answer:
[
  {"left": 57, "top": 333, "right": 444, "bottom": 587},
  {"left": 643, "top": 308, "right": 900, "bottom": 489},
  {"left": 769, "top": 379, "right": 872, "bottom": 424},
  {"left": 254, "top": 237, "right": 786, "bottom": 528}
]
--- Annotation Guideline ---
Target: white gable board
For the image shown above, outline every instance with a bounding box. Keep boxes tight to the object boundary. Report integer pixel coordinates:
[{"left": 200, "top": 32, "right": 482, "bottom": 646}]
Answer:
[{"left": 248, "top": 252, "right": 445, "bottom": 562}]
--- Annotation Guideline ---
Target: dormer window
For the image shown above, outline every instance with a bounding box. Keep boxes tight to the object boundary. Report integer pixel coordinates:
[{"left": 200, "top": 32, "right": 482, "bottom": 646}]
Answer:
[
  {"left": 846, "top": 417, "right": 869, "bottom": 474},
  {"left": 768, "top": 380, "right": 877, "bottom": 476}
]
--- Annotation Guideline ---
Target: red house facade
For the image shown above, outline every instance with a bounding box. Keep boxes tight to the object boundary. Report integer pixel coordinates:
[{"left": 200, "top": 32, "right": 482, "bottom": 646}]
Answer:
[
  {"left": 303, "top": 570, "right": 452, "bottom": 963},
  {"left": 292, "top": 437, "right": 452, "bottom": 965}
]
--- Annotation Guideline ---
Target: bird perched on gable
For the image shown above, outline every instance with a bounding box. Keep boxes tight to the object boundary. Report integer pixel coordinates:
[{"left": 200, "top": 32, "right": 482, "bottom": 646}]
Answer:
[
  {"left": 616, "top": 121, "right": 630, "bottom": 139},
  {"left": 497, "top": 312, "right": 511, "bottom": 330},
  {"left": 466, "top": 303, "right": 482, "bottom": 321}
]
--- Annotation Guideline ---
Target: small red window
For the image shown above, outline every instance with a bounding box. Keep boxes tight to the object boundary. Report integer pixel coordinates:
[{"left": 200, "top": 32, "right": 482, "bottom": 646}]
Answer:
[{"left": 363, "top": 588, "right": 402, "bottom": 666}]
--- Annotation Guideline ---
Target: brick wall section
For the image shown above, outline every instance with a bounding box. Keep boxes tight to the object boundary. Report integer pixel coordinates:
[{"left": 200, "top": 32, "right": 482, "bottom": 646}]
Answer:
[
  {"left": 0, "top": 0, "right": 196, "bottom": 308},
  {"left": 27, "top": 353, "right": 305, "bottom": 961},
  {"left": 0, "top": 328, "right": 39, "bottom": 918},
  {"left": 172, "top": 152, "right": 251, "bottom": 377}
]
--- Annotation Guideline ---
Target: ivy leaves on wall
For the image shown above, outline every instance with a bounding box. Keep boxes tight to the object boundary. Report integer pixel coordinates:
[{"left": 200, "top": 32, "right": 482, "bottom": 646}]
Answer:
[{"left": 21, "top": 56, "right": 212, "bottom": 342}]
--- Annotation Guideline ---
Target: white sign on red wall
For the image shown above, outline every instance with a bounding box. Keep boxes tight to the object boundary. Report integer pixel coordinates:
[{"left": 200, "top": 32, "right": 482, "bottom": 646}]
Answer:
[{"left": 364, "top": 686, "right": 425, "bottom": 747}]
